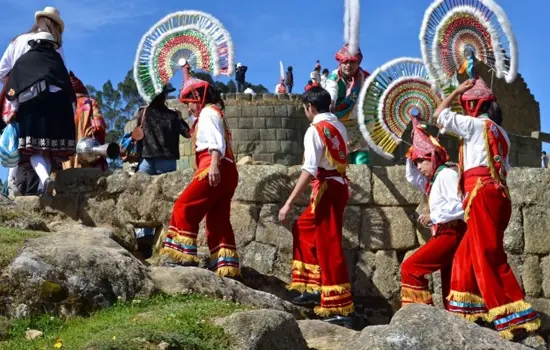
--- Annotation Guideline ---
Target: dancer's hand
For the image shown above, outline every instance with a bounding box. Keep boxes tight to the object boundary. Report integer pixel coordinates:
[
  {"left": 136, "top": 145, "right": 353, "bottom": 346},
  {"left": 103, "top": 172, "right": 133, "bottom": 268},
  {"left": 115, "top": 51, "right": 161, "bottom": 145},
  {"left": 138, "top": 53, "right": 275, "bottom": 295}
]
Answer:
[
  {"left": 455, "top": 79, "right": 475, "bottom": 94},
  {"left": 209, "top": 163, "right": 221, "bottom": 187},
  {"left": 278, "top": 203, "right": 292, "bottom": 223},
  {"left": 418, "top": 214, "right": 432, "bottom": 227}
]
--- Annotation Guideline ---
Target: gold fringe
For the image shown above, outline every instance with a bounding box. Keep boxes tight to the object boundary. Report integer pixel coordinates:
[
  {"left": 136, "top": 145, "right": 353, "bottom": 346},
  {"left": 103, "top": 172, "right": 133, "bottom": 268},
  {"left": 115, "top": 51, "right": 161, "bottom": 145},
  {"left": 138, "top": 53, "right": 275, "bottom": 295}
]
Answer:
[
  {"left": 488, "top": 300, "right": 534, "bottom": 321},
  {"left": 453, "top": 312, "right": 491, "bottom": 322},
  {"left": 447, "top": 290, "right": 485, "bottom": 304},
  {"left": 314, "top": 303, "right": 354, "bottom": 317},
  {"left": 159, "top": 247, "right": 200, "bottom": 263},
  {"left": 463, "top": 178, "right": 483, "bottom": 222},
  {"left": 292, "top": 260, "right": 321, "bottom": 274},
  {"left": 193, "top": 167, "right": 210, "bottom": 181},
  {"left": 215, "top": 266, "right": 240, "bottom": 278},
  {"left": 324, "top": 148, "right": 347, "bottom": 174},
  {"left": 321, "top": 283, "right": 352, "bottom": 294},
  {"left": 211, "top": 247, "right": 239, "bottom": 260},
  {"left": 401, "top": 286, "right": 433, "bottom": 304},
  {"left": 498, "top": 318, "right": 541, "bottom": 341},
  {"left": 310, "top": 181, "right": 328, "bottom": 214},
  {"left": 286, "top": 282, "right": 321, "bottom": 293},
  {"left": 168, "top": 232, "right": 197, "bottom": 247}
]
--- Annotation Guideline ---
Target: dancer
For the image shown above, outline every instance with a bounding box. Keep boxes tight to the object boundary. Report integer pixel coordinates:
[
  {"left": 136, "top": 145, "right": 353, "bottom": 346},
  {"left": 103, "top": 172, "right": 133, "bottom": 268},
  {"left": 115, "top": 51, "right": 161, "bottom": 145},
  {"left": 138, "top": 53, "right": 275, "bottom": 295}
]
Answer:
[
  {"left": 279, "top": 86, "right": 353, "bottom": 327},
  {"left": 401, "top": 117, "right": 466, "bottom": 309},
  {"left": 324, "top": 0, "right": 370, "bottom": 165},
  {"left": 435, "top": 77, "right": 540, "bottom": 339}
]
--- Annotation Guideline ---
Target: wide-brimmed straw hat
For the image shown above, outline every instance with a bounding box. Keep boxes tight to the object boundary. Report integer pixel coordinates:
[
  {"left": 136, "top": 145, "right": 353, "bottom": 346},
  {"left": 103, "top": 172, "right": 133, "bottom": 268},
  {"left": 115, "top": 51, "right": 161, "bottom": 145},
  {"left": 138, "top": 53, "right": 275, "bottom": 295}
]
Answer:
[
  {"left": 28, "top": 31, "right": 60, "bottom": 50},
  {"left": 35, "top": 6, "right": 64, "bottom": 33}
]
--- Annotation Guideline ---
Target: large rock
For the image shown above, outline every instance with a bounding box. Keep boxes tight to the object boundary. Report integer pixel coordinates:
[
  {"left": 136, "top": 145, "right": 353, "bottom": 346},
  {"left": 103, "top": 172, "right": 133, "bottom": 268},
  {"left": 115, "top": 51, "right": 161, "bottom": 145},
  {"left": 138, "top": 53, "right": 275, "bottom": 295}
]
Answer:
[
  {"left": 149, "top": 267, "right": 308, "bottom": 319},
  {"left": 0, "top": 224, "right": 156, "bottom": 318},
  {"left": 347, "top": 304, "right": 530, "bottom": 350},
  {"left": 298, "top": 320, "right": 360, "bottom": 350},
  {"left": 213, "top": 309, "right": 308, "bottom": 350}
]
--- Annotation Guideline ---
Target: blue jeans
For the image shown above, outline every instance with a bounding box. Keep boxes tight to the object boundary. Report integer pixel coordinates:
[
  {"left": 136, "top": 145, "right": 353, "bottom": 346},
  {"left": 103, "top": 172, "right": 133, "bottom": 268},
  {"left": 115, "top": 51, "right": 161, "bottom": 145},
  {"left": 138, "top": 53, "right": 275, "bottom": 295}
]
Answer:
[{"left": 135, "top": 158, "right": 177, "bottom": 238}]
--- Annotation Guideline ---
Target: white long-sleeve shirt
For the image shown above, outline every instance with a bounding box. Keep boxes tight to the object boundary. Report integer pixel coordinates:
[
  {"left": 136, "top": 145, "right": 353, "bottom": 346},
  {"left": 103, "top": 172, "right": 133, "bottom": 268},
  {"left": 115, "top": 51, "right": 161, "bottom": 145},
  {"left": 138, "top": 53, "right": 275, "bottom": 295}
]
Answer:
[
  {"left": 406, "top": 159, "right": 464, "bottom": 224},
  {"left": 194, "top": 105, "right": 228, "bottom": 158},
  {"left": 437, "top": 108, "right": 511, "bottom": 172},
  {"left": 302, "top": 112, "right": 348, "bottom": 184},
  {"left": 0, "top": 33, "right": 68, "bottom": 112}
]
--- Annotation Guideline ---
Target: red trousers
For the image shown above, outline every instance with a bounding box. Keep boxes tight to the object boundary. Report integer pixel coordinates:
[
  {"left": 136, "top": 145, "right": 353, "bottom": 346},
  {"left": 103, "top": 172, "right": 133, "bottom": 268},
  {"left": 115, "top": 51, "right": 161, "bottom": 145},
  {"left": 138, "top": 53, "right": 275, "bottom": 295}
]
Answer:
[
  {"left": 288, "top": 178, "right": 353, "bottom": 317},
  {"left": 161, "top": 156, "right": 240, "bottom": 278},
  {"left": 401, "top": 220, "right": 466, "bottom": 309},
  {"left": 448, "top": 168, "right": 540, "bottom": 339}
]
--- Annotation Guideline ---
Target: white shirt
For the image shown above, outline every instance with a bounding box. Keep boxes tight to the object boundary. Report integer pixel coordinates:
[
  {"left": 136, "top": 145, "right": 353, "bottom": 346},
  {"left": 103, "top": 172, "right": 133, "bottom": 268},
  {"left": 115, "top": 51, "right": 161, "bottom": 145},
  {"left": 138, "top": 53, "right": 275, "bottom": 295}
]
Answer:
[
  {"left": 321, "top": 75, "right": 328, "bottom": 89},
  {"left": 194, "top": 105, "right": 227, "bottom": 158},
  {"left": 243, "top": 87, "right": 255, "bottom": 95},
  {"left": 406, "top": 159, "right": 464, "bottom": 225},
  {"left": 274, "top": 84, "right": 286, "bottom": 94},
  {"left": 302, "top": 112, "right": 348, "bottom": 184},
  {"left": 437, "top": 108, "right": 511, "bottom": 172},
  {"left": 0, "top": 33, "right": 67, "bottom": 111}
]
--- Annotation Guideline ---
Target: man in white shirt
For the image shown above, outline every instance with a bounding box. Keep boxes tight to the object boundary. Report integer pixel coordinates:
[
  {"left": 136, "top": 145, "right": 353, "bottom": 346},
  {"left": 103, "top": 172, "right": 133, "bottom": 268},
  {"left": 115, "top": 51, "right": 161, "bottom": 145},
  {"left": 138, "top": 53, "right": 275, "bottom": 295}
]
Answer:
[
  {"left": 401, "top": 118, "right": 466, "bottom": 312},
  {"left": 278, "top": 86, "right": 353, "bottom": 327}
]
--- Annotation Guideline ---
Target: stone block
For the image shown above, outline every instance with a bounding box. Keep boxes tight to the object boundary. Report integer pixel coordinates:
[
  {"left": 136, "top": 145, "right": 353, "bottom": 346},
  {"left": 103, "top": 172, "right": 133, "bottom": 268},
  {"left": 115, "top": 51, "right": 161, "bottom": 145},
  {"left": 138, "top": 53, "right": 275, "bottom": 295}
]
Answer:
[
  {"left": 507, "top": 168, "right": 550, "bottom": 205},
  {"left": 353, "top": 250, "right": 401, "bottom": 300},
  {"left": 504, "top": 205, "right": 524, "bottom": 254},
  {"left": 266, "top": 118, "right": 282, "bottom": 129},
  {"left": 287, "top": 166, "right": 312, "bottom": 206},
  {"left": 277, "top": 94, "right": 290, "bottom": 101},
  {"left": 235, "top": 93, "right": 251, "bottom": 101},
  {"left": 524, "top": 205, "right": 550, "bottom": 255},
  {"left": 238, "top": 117, "right": 252, "bottom": 129},
  {"left": 247, "top": 129, "right": 261, "bottom": 141},
  {"left": 253, "top": 118, "right": 267, "bottom": 129},
  {"left": 241, "top": 241, "right": 277, "bottom": 275},
  {"left": 523, "top": 255, "right": 542, "bottom": 297},
  {"left": 55, "top": 168, "right": 104, "bottom": 194},
  {"left": 347, "top": 165, "right": 373, "bottom": 205},
  {"left": 360, "top": 207, "right": 418, "bottom": 251},
  {"left": 258, "top": 106, "right": 275, "bottom": 117},
  {"left": 273, "top": 105, "right": 288, "bottom": 118},
  {"left": 265, "top": 141, "right": 282, "bottom": 153},
  {"left": 260, "top": 129, "right": 277, "bottom": 141},
  {"left": 255, "top": 204, "right": 297, "bottom": 253},
  {"left": 281, "top": 118, "right": 292, "bottom": 129},
  {"left": 371, "top": 166, "right": 424, "bottom": 206},
  {"left": 262, "top": 94, "right": 278, "bottom": 102},
  {"left": 343, "top": 206, "right": 361, "bottom": 250},
  {"left": 225, "top": 105, "right": 242, "bottom": 118},
  {"left": 231, "top": 129, "right": 248, "bottom": 141},
  {"left": 242, "top": 106, "right": 259, "bottom": 118},
  {"left": 539, "top": 256, "right": 550, "bottom": 298},
  {"left": 254, "top": 154, "right": 276, "bottom": 164},
  {"left": 280, "top": 141, "right": 293, "bottom": 153},
  {"left": 508, "top": 254, "right": 524, "bottom": 290},
  {"left": 234, "top": 165, "right": 290, "bottom": 203}
]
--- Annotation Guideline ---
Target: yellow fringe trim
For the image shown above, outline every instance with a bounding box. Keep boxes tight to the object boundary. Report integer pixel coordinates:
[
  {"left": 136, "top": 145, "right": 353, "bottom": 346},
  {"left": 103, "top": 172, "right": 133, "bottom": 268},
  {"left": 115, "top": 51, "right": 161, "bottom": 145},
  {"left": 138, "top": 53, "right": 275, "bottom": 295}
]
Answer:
[
  {"left": 499, "top": 317, "right": 541, "bottom": 341},
  {"left": 193, "top": 167, "right": 210, "bottom": 181},
  {"left": 324, "top": 148, "right": 347, "bottom": 174},
  {"left": 286, "top": 282, "right": 321, "bottom": 293},
  {"left": 447, "top": 291, "right": 485, "bottom": 304},
  {"left": 292, "top": 260, "right": 321, "bottom": 274},
  {"left": 321, "top": 283, "right": 352, "bottom": 294},
  {"left": 401, "top": 286, "right": 433, "bottom": 304},
  {"left": 215, "top": 266, "right": 240, "bottom": 278},
  {"left": 310, "top": 181, "right": 328, "bottom": 214},
  {"left": 314, "top": 303, "right": 354, "bottom": 317},
  {"left": 159, "top": 247, "right": 200, "bottom": 263},
  {"left": 167, "top": 232, "right": 197, "bottom": 247},
  {"left": 463, "top": 178, "right": 483, "bottom": 222},
  {"left": 488, "top": 300, "right": 534, "bottom": 321},
  {"left": 211, "top": 247, "right": 239, "bottom": 260},
  {"left": 453, "top": 312, "right": 491, "bottom": 323}
]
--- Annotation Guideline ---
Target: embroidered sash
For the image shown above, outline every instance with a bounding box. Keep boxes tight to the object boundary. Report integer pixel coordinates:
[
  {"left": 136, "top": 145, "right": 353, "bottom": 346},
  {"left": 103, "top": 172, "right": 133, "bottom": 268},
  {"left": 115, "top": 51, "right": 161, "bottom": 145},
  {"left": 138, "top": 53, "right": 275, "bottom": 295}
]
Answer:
[
  {"left": 330, "top": 70, "right": 365, "bottom": 121},
  {"left": 313, "top": 120, "right": 347, "bottom": 174}
]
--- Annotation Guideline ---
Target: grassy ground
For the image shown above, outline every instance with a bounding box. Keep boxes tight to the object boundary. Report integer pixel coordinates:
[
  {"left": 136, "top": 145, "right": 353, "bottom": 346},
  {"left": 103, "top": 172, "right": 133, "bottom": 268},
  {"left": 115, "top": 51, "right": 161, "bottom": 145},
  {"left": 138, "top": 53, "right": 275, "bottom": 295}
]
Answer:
[
  {"left": 1, "top": 294, "right": 245, "bottom": 350},
  {"left": 0, "top": 227, "right": 46, "bottom": 269}
]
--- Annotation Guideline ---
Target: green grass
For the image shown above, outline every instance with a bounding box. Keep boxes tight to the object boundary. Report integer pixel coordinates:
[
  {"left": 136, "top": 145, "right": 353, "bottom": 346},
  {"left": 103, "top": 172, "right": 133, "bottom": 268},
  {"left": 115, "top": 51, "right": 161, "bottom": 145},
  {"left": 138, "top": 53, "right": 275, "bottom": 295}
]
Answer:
[
  {"left": 0, "top": 227, "right": 46, "bottom": 270},
  {"left": 1, "top": 294, "right": 246, "bottom": 350}
]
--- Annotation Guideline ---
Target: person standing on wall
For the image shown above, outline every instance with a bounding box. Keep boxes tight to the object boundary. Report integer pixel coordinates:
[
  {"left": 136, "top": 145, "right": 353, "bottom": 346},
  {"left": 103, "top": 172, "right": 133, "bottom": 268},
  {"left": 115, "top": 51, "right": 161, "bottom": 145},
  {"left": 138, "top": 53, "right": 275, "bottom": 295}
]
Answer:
[
  {"left": 285, "top": 66, "right": 294, "bottom": 93},
  {"left": 279, "top": 87, "right": 354, "bottom": 328},
  {"left": 235, "top": 62, "right": 247, "bottom": 93},
  {"left": 541, "top": 151, "right": 548, "bottom": 168}
]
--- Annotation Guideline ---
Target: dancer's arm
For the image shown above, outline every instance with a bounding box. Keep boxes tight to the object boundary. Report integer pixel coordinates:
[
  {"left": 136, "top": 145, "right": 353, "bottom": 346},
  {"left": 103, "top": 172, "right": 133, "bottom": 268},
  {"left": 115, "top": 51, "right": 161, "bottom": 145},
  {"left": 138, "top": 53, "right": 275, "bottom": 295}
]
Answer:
[
  {"left": 434, "top": 80, "right": 476, "bottom": 139},
  {"left": 429, "top": 168, "right": 464, "bottom": 224},
  {"left": 405, "top": 158, "right": 427, "bottom": 192}
]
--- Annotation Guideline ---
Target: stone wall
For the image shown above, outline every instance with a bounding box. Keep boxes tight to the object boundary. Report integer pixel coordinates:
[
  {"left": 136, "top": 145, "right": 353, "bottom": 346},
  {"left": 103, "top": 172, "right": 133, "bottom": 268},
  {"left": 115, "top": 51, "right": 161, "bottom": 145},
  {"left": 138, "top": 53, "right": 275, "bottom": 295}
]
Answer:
[
  {"left": 157, "top": 90, "right": 540, "bottom": 169},
  {"left": 31, "top": 165, "right": 550, "bottom": 323}
]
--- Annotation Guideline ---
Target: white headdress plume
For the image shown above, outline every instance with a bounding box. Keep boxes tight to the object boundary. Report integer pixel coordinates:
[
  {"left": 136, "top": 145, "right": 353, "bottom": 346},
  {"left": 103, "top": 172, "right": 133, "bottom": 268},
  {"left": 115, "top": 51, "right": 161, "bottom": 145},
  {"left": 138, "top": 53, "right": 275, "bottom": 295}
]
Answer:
[
  {"left": 280, "top": 61, "right": 285, "bottom": 80},
  {"left": 345, "top": 0, "right": 360, "bottom": 55}
]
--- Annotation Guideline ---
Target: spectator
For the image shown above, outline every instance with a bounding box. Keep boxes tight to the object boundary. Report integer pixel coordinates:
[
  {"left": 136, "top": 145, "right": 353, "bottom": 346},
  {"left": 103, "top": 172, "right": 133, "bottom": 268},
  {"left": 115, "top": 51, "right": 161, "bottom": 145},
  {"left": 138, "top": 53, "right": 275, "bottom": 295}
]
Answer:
[
  {"left": 310, "top": 60, "right": 321, "bottom": 85},
  {"left": 235, "top": 62, "right": 247, "bottom": 93},
  {"left": 243, "top": 83, "right": 255, "bottom": 95},
  {"left": 321, "top": 68, "right": 329, "bottom": 88},
  {"left": 542, "top": 151, "right": 548, "bottom": 168},
  {"left": 304, "top": 80, "right": 313, "bottom": 92},
  {"left": 285, "top": 66, "right": 294, "bottom": 93},
  {"left": 275, "top": 78, "right": 287, "bottom": 94}
]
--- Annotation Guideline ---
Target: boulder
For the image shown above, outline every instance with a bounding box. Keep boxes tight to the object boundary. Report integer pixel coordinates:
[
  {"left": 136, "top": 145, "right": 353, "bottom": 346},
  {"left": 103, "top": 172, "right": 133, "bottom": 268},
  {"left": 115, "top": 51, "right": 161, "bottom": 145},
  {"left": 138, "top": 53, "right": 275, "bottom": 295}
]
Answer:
[
  {"left": 149, "top": 266, "right": 308, "bottom": 319},
  {"left": 298, "top": 320, "right": 359, "bottom": 350},
  {"left": 0, "top": 224, "right": 156, "bottom": 318},
  {"left": 213, "top": 309, "right": 308, "bottom": 350},
  {"left": 347, "top": 304, "right": 530, "bottom": 350}
]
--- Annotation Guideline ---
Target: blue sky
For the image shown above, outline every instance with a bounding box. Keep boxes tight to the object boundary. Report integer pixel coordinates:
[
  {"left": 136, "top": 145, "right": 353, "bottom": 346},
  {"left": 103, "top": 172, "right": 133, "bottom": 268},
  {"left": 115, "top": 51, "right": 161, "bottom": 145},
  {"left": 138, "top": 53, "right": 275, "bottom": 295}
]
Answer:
[{"left": 0, "top": 0, "right": 548, "bottom": 180}]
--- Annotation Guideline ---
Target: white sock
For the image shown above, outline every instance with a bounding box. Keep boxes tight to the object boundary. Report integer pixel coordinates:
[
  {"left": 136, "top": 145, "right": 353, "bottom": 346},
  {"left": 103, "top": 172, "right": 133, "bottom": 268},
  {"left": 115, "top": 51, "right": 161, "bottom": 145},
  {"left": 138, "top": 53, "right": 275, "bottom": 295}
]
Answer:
[{"left": 30, "top": 155, "right": 51, "bottom": 191}]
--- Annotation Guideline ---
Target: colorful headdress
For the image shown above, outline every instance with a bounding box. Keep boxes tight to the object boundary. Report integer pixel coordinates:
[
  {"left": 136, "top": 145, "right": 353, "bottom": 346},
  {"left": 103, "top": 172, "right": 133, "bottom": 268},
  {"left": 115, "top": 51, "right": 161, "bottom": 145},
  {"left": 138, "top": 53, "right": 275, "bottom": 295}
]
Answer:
[
  {"left": 420, "top": 0, "right": 518, "bottom": 88},
  {"left": 459, "top": 77, "right": 496, "bottom": 116},
  {"left": 336, "top": 0, "right": 362, "bottom": 63},
  {"left": 279, "top": 61, "right": 285, "bottom": 82},
  {"left": 69, "top": 71, "right": 88, "bottom": 96},
  {"left": 357, "top": 57, "right": 445, "bottom": 159},
  {"left": 134, "top": 11, "right": 235, "bottom": 103},
  {"left": 178, "top": 59, "right": 210, "bottom": 106},
  {"left": 407, "top": 117, "right": 450, "bottom": 174}
]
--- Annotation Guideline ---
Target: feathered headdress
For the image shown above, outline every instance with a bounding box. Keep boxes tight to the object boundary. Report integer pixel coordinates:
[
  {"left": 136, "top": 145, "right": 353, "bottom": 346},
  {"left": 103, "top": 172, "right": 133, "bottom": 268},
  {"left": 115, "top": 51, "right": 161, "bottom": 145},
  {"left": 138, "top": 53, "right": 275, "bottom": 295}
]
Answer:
[
  {"left": 134, "top": 10, "right": 235, "bottom": 103},
  {"left": 279, "top": 61, "right": 285, "bottom": 82},
  {"left": 357, "top": 57, "right": 445, "bottom": 160},
  {"left": 336, "top": 0, "right": 362, "bottom": 63},
  {"left": 406, "top": 117, "right": 449, "bottom": 175}
]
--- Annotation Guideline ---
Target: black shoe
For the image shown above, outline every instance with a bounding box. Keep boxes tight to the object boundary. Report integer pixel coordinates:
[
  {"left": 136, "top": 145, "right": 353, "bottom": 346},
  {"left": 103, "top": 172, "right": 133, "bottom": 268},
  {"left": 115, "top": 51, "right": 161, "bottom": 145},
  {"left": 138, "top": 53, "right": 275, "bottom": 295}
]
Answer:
[
  {"left": 292, "top": 291, "right": 321, "bottom": 306},
  {"left": 323, "top": 315, "right": 353, "bottom": 329},
  {"left": 165, "top": 259, "right": 199, "bottom": 268},
  {"left": 42, "top": 178, "right": 55, "bottom": 198}
]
